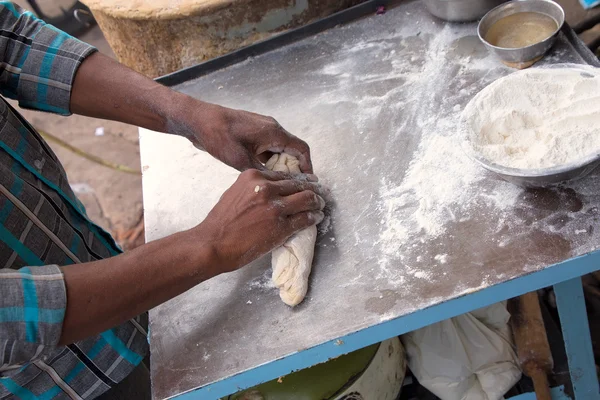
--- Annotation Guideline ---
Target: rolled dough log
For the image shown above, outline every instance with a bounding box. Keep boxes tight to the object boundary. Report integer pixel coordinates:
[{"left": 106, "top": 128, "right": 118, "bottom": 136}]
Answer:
[{"left": 266, "top": 153, "right": 317, "bottom": 307}]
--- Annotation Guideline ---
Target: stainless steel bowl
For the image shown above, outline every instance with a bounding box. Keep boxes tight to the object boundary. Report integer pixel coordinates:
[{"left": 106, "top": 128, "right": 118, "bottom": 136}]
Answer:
[
  {"left": 478, "top": 0, "right": 565, "bottom": 64},
  {"left": 465, "top": 145, "right": 600, "bottom": 187},
  {"left": 461, "top": 65, "right": 600, "bottom": 188},
  {"left": 422, "top": 0, "right": 509, "bottom": 22}
]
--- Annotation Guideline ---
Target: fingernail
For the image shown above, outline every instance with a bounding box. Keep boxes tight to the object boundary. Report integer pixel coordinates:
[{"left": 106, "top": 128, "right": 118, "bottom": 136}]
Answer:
[{"left": 313, "top": 211, "right": 325, "bottom": 224}]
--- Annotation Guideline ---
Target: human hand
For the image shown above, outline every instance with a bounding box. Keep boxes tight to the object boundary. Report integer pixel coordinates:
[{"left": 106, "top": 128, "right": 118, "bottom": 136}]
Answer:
[
  {"left": 195, "top": 169, "right": 326, "bottom": 273},
  {"left": 170, "top": 100, "right": 313, "bottom": 173}
]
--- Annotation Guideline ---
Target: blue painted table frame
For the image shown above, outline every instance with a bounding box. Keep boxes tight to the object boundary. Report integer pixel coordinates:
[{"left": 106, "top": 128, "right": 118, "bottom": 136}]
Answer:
[{"left": 169, "top": 252, "right": 600, "bottom": 400}]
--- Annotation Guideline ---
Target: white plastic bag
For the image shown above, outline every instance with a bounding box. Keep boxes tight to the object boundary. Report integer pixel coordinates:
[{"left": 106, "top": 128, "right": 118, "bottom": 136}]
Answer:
[{"left": 401, "top": 302, "right": 521, "bottom": 400}]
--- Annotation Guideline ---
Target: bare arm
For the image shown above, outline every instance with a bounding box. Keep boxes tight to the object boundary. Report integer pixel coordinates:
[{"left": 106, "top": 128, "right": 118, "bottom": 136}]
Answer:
[
  {"left": 70, "top": 52, "right": 313, "bottom": 173},
  {"left": 70, "top": 52, "right": 181, "bottom": 134},
  {"left": 59, "top": 45, "right": 324, "bottom": 344},
  {"left": 0, "top": 3, "right": 324, "bottom": 348},
  {"left": 59, "top": 227, "right": 216, "bottom": 344},
  {"left": 59, "top": 170, "right": 326, "bottom": 344}
]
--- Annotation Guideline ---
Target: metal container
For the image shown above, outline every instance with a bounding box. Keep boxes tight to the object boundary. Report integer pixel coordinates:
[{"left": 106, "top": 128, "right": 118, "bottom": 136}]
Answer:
[
  {"left": 422, "top": 0, "right": 508, "bottom": 22},
  {"left": 464, "top": 145, "right": 600, "bottom": 187},
  {"left": 478, "top": 0, "right": 565, "bottom": 64},
  {"left": 461, "top": 64, "right": 600, "bottom": 188}
]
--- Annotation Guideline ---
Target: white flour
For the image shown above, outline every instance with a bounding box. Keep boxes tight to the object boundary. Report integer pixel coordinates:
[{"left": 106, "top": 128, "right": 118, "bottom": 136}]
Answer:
[
  {"left": 377, "top": 24, "right": 522, "bottom": 268},
  {"left": 463, "top": 66, "right": 600, "bottom": 170}
]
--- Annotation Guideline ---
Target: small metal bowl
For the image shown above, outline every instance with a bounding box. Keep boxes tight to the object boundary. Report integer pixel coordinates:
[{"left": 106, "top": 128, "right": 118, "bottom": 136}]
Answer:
[
  {"left": 478, "top": 0, "right": 565, "bottom": 66},
  {"left": 422, "top": 0, "right": 508, "bottom": 22}
]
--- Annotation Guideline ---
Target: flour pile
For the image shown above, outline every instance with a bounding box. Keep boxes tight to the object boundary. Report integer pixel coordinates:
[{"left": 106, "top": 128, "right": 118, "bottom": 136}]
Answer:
[
  {"left": 376, "top": 25, "right": 522, "bottom": 269},
  {"left": 463, "top": 66, "right": 600, "bottom": 170}
]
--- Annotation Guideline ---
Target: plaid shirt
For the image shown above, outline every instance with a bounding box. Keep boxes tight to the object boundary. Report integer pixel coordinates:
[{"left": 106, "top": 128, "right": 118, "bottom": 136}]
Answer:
[{"left": 0, "top": 2, "right": 148, "bottom": 399}]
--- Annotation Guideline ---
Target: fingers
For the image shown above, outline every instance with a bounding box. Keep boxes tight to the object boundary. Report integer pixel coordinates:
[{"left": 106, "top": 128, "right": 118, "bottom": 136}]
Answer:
[
  {"left": 277, "top": 125, "right": 313, "bottom": 174},
  {"left": 282, "top": 142, "right": 313, "bottom": 175},
  {"left": 239, "top": 169, "right": 328, "bottom": 215},
  {"left": 256, "top": 152, "right": 273, "bottom": 164},
  {"left": 264, "top": 142, "right": 313, "bottom": 175},
  {"left": 254, "top": 117, "right": 314, "bottom": 174},
  {"left": 238, "top": 153, "right": 268, "bottom": 172},
  {"left": 280, "top": 190, "right": 326, "bottom": 215},
  {"left": 288, "top": 211, "right": 325, "bottom": 231},
  {"left": 245, "top": 172, "right": 327, "bottom": 200},
  {"left": 255, "top": 150, "right": 311, "bottom": 175},
  {"left": 271, "top": 180, "right": 330, "bottom": 199},
  {"left": 297, "top": 153, "right": 313, "bottom": 176}
]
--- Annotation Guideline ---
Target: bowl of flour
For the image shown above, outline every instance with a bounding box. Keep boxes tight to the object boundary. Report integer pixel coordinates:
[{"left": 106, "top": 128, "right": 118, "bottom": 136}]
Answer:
[{"left": 461, "top": 65, "right": 600, "bottom": 187}]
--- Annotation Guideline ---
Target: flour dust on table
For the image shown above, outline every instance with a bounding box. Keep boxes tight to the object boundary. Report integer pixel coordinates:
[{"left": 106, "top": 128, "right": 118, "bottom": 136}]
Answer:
[
  {"left": 366, "top": 30, "right": 600, "bottom": 296},
  {"left": 144, "top": 1, "right": 600, "bottom": 397},
  {"left": 170, "top": 0, "right": 600, "bottom": 320},
  {"left": 372, "top": 24, "right": 522, "bottom": 287}
]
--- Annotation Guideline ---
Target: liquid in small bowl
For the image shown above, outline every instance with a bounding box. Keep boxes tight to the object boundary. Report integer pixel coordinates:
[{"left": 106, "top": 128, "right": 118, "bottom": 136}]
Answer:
[{"left": 484, "top": 12, "right": 558, "bottom": 48}]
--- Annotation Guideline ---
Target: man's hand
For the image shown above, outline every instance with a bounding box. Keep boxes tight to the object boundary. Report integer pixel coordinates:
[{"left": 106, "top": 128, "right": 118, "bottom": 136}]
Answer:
[
  {"left": 169, "top": 101, "right": 313, "bottom": 173},
  {"left": 61, "top": 169, "right": 326, "bottom": 344},
  {"left": 196, "top": 169, "right": 326, "bottom": 272}
]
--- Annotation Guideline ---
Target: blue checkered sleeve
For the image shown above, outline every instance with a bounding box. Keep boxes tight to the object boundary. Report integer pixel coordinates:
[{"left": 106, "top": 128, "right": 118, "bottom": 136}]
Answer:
[
  {"left": 0, "top": 4, "right": 147, "bottom": 394},
  {"left": 0, "top": 1, "right": 96, "bottom": 115},
  {"left": 0, "top": 265, "right": 66, "bottom": 370}
]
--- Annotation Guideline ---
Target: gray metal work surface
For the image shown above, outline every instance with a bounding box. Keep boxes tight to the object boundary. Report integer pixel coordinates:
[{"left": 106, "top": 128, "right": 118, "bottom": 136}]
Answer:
[{"left": 140, "top": 1, "right": 600, "bottom": 398}]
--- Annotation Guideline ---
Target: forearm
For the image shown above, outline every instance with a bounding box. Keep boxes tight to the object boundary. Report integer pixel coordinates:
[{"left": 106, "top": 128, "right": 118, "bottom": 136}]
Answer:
[
  {"left": 59, "top": 228, "right": 218, "bottom": 344},
  {"left": 69, "top": 51, "right": 198, "bottom": 136},
  {"left": 70, "top": 51, "right": 314, "bottom": 173}
]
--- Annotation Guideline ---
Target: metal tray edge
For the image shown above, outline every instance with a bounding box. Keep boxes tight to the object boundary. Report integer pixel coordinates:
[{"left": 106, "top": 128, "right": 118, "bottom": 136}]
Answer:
[
  {"left": 155, "top": 9, "right": 599, "bottom": 87},
  {"left": 562, "top": 22, "right": 600, "bottom": 67},
  {"left": 154, "top": 0, "right": 394, "bottom": 87}
]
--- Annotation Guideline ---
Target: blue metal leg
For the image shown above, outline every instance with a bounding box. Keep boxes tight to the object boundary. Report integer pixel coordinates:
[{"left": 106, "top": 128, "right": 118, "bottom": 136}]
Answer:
[{"left": 554, "top": 277, "right": 600, "bottom": 399}]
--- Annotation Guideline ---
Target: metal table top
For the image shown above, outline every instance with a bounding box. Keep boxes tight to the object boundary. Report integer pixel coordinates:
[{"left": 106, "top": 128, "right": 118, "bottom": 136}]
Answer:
[{"left": 140, "top": 2, "right": 600, "bottom": 398}]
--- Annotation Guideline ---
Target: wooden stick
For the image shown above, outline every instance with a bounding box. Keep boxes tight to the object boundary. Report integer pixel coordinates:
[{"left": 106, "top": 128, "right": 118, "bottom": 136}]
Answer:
[
  {"left": 509, "top": 292, "right": 554, "bottom": 399},
  {"left": 529, "top": 366, "right": 552, "bottom": 400}
]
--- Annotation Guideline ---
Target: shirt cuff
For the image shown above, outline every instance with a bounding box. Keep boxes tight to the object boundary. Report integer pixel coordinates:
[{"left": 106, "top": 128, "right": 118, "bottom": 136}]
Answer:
[
  {"left": 0, "top": 265, "right": 67, "bottom": 346},
  {"left": 17, "top": 23, "right": 96, "bottom": 116}
]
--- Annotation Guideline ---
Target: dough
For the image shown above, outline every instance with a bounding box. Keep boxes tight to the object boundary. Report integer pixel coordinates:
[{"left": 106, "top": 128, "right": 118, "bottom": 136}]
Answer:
[{"left": 266, "top": 153, "right": 317, "bottom": 307}]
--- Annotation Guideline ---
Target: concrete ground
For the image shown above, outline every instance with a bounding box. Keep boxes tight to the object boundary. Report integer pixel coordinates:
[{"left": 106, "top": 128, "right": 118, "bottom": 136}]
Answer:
[{"left": 10, "top": 0, "right": 600, "bottom": 251}]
